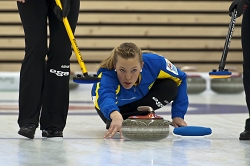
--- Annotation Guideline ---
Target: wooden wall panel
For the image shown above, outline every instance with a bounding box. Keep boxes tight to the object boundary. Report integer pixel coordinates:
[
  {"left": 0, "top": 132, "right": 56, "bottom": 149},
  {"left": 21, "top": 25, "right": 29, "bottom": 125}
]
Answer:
[{"left": 0, "top": 0, "right": 243, "bottom": 72}]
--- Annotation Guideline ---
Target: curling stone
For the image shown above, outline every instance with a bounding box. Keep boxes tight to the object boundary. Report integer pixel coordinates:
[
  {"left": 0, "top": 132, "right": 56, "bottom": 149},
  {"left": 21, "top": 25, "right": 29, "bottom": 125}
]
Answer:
[
  {"left": 186, "top": 74, "right": 207, "bottom": 94},
  {"left": 69, "top": 71, "right": 79, "bottom": 90},
  {"left": 210, "top": 72, "right": 244, "bottom": 94},
  {"left": 181, "top": 66, "right": 206, "bottom": 94},
  {"left": 122, "top": 106, "right": 171, "bottom": 141}
]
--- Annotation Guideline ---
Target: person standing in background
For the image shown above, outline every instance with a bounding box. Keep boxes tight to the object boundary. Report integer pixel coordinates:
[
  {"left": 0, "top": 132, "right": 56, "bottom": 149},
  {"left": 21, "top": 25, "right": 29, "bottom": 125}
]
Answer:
[
  {"left": 16, "top": 0, "right": 80, "bottom": 139},
  {"left": 229, "top": 0, "right": 250, "bottom": 140}
]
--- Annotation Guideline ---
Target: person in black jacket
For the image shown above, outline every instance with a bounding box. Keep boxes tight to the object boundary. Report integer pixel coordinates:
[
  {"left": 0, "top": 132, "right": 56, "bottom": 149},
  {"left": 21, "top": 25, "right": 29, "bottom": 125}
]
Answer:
[
  {"left": 16, "top": 0, "right": 80, "bottom": 139},
  {"left": 229, "top": 0, "right": 250, "bottom": 140}
]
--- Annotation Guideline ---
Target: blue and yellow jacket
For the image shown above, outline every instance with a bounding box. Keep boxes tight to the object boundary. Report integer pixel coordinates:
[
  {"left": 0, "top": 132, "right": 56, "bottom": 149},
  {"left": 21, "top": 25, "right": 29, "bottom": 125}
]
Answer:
[{"left": 91, "top": 52, "right": 188, "bottom": 120}]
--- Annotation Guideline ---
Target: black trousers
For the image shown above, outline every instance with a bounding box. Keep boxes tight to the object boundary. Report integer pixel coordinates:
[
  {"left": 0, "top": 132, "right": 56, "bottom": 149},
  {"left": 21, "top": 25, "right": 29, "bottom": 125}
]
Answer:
[
  {"left": 17, "top": 0, "right": 80, "bottom": 130},
  {"left": 96, "top": 79, "right": 178, "bottom": 129},
  {"left": 242, "top": 6, "right": 250, "bottom": 129}
]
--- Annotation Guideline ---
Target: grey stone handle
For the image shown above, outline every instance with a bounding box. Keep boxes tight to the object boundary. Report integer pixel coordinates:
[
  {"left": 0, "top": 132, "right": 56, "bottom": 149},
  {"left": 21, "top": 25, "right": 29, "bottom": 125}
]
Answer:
[{"left": 137, "top": 106, "right": 154, "bottom": 113}]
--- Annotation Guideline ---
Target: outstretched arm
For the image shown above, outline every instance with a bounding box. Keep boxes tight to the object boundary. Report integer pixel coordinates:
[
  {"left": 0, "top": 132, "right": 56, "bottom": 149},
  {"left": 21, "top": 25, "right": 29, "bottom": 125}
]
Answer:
[{"left": 104, "top": 111, "right": 124, "bottom": 139}]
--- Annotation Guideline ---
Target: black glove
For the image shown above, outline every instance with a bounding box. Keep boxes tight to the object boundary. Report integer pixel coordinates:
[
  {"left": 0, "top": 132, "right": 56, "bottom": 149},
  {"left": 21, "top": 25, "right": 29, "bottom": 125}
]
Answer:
[
  {"left": 54, "top": 0, "right": 71, "bottom": 21},
  {"left": 229, "top": 0, "right": 249, "bottom": 17}
]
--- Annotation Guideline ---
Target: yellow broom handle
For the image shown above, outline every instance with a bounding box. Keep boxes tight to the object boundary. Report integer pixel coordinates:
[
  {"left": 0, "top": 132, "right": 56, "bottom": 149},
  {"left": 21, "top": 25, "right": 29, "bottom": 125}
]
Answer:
[{"left": 55, "top": 0, "right": 88, "bottom": 74}]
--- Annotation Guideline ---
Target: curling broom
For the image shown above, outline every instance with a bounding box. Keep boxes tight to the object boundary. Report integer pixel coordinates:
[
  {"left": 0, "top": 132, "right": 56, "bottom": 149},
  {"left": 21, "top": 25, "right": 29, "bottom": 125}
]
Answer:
[
  {"left": 209, "top": 9, "right": 237, "bottom": 79},
  {"left": 55, "top": 0, "right": 100, "bottom": 84}
]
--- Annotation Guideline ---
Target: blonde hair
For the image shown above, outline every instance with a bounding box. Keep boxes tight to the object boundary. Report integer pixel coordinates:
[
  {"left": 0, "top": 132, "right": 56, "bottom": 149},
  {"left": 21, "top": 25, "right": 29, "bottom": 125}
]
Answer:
[{"left": 98, "top": 42, "right": 143, "bottom": 70}]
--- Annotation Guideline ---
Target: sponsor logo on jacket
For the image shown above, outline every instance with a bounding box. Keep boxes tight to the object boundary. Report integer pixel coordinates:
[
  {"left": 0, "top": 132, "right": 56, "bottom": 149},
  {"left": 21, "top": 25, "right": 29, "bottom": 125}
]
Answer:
[{"left": 165, "top": 58, "right": 178, "bottom": 75}]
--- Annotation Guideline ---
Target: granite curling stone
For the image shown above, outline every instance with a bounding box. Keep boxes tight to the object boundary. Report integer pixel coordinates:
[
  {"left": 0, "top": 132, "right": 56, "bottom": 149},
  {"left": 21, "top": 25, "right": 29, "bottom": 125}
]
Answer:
[
  {"left": 210, "top": 73, "right": 243, "bottom": 94},
  {"left": 180, "top": 66, "right": 206, "bottom": 94},
  {"left": 122, "top": 106, "right": 171, "bottom": 141},
  {"left": 186, "top": 74, "right": 207, "bottom": 94}
]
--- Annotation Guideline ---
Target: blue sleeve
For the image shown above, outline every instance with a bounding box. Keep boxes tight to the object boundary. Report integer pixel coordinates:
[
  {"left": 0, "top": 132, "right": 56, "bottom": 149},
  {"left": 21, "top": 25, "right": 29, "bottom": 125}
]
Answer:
[
  {"left": 94, "top": 71, "right": 120, "bottom": 120},
  {"left": 171, "top": 69, "right": 189, "bottom": 119},
  {"left": 159, "top": 57, "right": 189, "bottom": 119}
]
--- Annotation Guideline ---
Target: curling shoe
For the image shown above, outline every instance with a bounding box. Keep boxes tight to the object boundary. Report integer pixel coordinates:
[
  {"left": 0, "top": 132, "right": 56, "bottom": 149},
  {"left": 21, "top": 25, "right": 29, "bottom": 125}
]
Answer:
[
  {"left": 239, "top": 118, "right": 250, "bottom": 140},
  {"left": 18, "top": 123, "right": 37, "bottom": 139},
  {"left": 42, "top": 127, "right": 63, "bottom": 138},
  {"left": 239, "top": 130, "right": 250, "bottom": 140}
]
